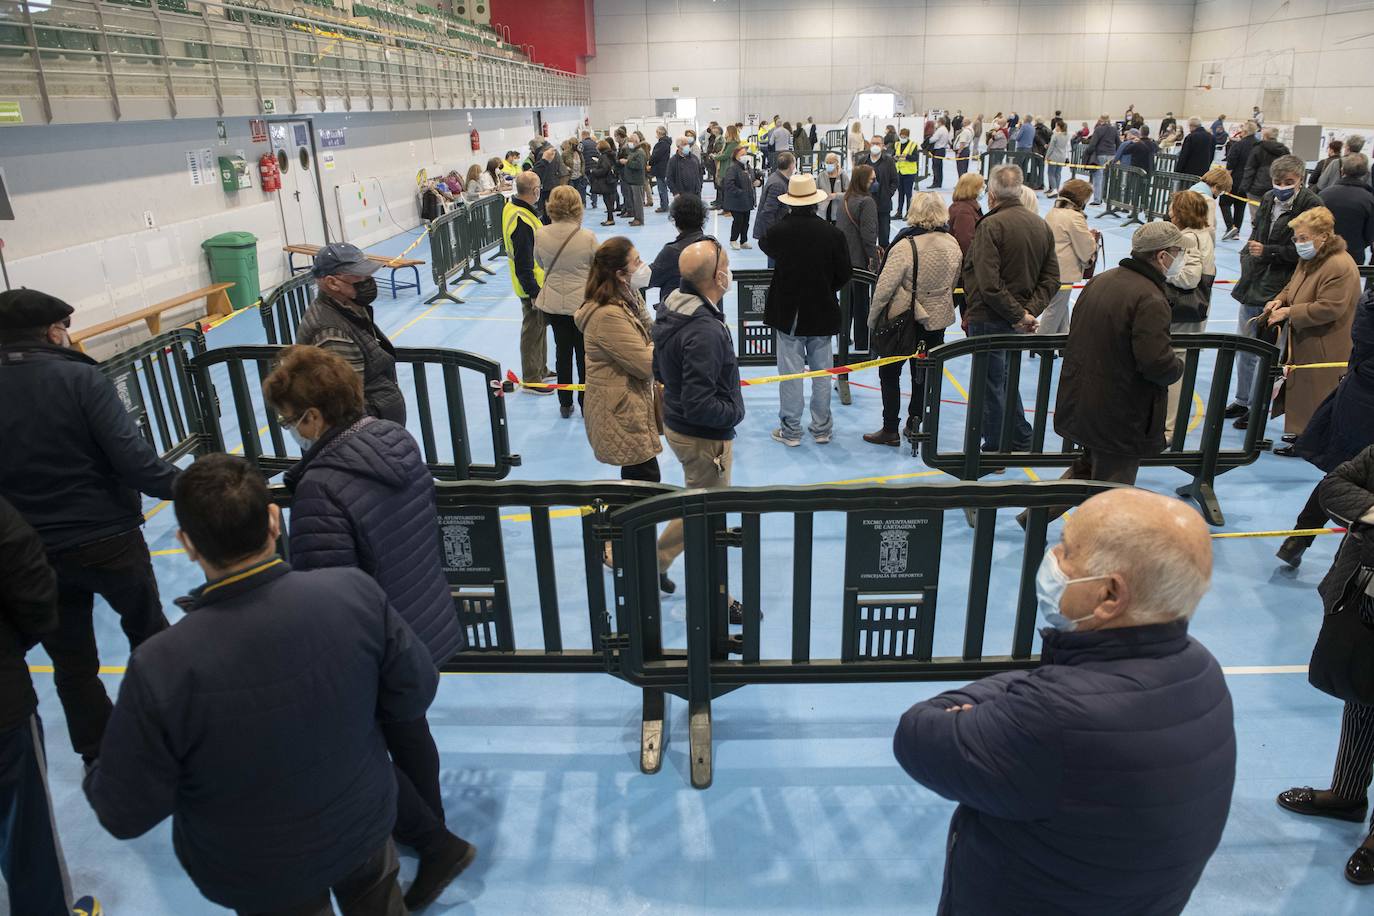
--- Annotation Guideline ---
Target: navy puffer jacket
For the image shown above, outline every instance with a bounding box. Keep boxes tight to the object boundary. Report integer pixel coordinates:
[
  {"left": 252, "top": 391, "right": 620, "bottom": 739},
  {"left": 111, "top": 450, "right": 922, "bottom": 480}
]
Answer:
[
  {"left": 285, "top": 417, "right": 463, "bottom": 664},
  {"left": 894, "top": 620, "right": 1235, "bottom": 916}
]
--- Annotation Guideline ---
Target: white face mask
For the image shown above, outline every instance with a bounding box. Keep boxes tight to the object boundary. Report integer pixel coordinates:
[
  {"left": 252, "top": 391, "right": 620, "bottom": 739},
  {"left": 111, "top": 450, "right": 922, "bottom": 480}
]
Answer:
[
  {"left": 870, "top": 145, "right": 883, "bottom": 157},
  {"left": 287, "top": 424, "right": 315, "bottom": 452},
  {"left": 1035, "top": 549, "right": 1110, "bottom": 631},
  {"left": 630, "top": 262, "right": 652, "bottom": 290},
  {"left": 825, "top": 162, "right": 837, "bottom": 174},
  {"left": 1295, "top": 240, "right": 1318, "bottom": 260},
  {"left": 1163, "top": 250, "right": 1186, "bottom": 281}
]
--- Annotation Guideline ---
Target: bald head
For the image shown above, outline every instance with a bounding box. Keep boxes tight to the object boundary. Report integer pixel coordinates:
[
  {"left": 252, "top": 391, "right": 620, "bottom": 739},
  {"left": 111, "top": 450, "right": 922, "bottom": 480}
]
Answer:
[
  {"left": 1058, "top": 488, "right": 1212, "bottom": 628},
  {"left": 679, "top": 240, "right": 729, "bottom": 301},
  {"left": 514, "top": 169, "right": 540, "bottom": 202}
]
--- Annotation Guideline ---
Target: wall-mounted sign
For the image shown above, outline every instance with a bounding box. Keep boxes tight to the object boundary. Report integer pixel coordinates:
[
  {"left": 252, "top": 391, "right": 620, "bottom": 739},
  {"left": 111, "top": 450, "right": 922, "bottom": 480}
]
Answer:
[
  {"left": 0, "top": 101, "right": 24, "bottom": 125},
  {"left": 322, "top": 153, "right": 336, "bottom": 171},
  {"left": 319, "top": 127, "right": 347, "bottom": 149},
  {"left": 249, "top": 118, "right": 268, "bottom": 143},
  {"left": 216, "top": 120, "right": 228, "bottom": 145},
  {"left": 187, "top": 149, "right": 215, "bottom": 186},
  {"left": 261, "top": 98, "right": 276, "bottom": 115}
]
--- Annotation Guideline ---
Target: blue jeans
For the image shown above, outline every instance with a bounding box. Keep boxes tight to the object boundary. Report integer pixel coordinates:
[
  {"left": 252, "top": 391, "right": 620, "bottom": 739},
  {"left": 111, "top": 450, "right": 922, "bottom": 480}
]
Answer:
[
  {"left": 1091, "top": 154, "right": 1112, "bottom": 201},
  {"left": 1233, "top": 302, "right": 1265, "bottom": 406},
  {"left": 1046, "top": 163, "right": 1063, "bottom": 192},
  {"left": 656, "top": 175, "right": 670, "bottom": 210},
  {"left": 776, "top": 331, "right": 833, "bottom": 440},
  {"left": 897, "top": 173, "right": 916, "bottom": 218},
  {"left": 967, "top": 319, "right": 1033, "bottom": 451}
]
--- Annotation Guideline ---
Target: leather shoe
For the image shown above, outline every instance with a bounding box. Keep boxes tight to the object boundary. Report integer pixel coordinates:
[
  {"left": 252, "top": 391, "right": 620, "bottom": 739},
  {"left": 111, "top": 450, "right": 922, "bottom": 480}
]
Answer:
[
  {"left": 863, "top": 428, "right": 900, "bottom": 446},
  {"left": 659, "top": 573, "right": 676, "bottom": 595},
  {"left": 1282, "top": 433, "right": 1298, "bottom": 444},
  {"left": 1276, "top": 786, "right": 1368, "bottom": 823},
  {"left": 1276, "top": 537, "right": 1306, "bottom": 569},
  {"left": 1348, "top": 843, "right": 1374, "bottom": 885},
  {"left": 1223, "top": 402, "right": 1247, "bottom": 419},
  {"left": 1233, "top": 413, "right": 1249, "bottom": 430},
  {"left": 559, "top": 404, "right": 573, "bottom": 419},
  {"left": 1272, "top": 444, "right": 1299, "bottom": 457},
  {"left": 405, "top": 834, "right": 477, "bottom": 911}
]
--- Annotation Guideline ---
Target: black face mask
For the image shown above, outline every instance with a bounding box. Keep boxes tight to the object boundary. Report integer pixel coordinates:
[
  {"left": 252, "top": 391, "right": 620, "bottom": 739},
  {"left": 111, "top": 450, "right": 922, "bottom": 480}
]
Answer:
[{"left": 351, "top": 277, "right": 379, "bottom": 307}]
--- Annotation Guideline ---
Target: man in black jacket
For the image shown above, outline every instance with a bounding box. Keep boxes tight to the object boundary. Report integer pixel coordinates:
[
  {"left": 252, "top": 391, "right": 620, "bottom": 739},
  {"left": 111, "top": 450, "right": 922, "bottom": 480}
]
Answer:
[
  {"left": 759, "top": 175, "right": 853, "bottom": 446},
  {"left": 666, "top": 135, "right": 704, "bottom": 200},
  {"left": 1221, "top": 121, "right": 1259, "bottom": 240},
  {"left": 650, "top": 126, "right": 673, "bottom": 212},
  {"left": 653, "top": 240, "right": 748, "bottom": 621},
  {"left": 648, "top": 193, "right": 707, "bottom": 308},
  {"left": 863, "top": 137, "right": 901, "bottom": 246},
  {"left": 85, "top": 454, "right": 439, "bottom": 915},
  {"left": 0, "top": 289, "right": 178, "bottom": 765},
  {"left": 1176, "top": 116, "right": 1216, "bottom": 179},
  {"left": 1243, "top": 127, "right": 1290, "bottom": 203},
  {"left": 1321, "top": 155, "right": 1374, "bottom": 265},
  {"left": 961, "top": 165, "right": 1060, "bottom": 454},
  {"left": 0, "top": 495, "right": 79, "bottom": 916},
  {"left": 1086, "top": 115, "right": 1121, "bottom": 204}
]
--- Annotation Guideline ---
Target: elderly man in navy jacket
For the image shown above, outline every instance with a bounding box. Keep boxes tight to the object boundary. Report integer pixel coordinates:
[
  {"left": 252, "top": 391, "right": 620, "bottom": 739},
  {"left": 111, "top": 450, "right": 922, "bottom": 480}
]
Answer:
[
  {"left": 894, "top": 488, "right": 1235, "bottom": 916},
  {"left": 85, "top": 455, "right": 439, "bottom": 915}
]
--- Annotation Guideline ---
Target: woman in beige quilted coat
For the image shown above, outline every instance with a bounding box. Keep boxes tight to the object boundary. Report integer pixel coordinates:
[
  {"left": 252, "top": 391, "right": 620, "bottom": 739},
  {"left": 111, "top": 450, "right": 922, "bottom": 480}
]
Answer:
[{"left": 573, "top": 236, "right": 664, "bottom": 479}]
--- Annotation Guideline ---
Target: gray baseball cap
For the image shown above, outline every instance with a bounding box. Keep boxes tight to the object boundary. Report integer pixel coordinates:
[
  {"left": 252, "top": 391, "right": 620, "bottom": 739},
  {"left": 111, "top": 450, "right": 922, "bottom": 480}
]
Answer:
[
  {"left": 1131, "top": 221, "right": 1184, "bottom": 255},
  {"left": 311, "top": 243, "right": 381, "bottom": 279}
]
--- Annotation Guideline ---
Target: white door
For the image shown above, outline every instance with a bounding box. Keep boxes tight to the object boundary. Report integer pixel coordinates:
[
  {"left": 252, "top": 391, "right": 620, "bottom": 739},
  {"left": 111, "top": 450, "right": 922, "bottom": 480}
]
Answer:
[{"left": 270, "top": 120, "right": 329, "bottom": 247}]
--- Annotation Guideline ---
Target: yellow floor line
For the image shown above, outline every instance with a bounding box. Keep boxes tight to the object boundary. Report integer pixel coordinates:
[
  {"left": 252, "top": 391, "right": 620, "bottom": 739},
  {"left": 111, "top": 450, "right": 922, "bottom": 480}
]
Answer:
[
  {"left": 389, "top": 281, "right": 475, "bottom": 340},
  {"left": 942, "top": 366, "right": 970, "bottom": 401},
  {"left": 151, "top": 548, "right": 186, "bottom": 556},
  {"left": 425, "top": 316, "right": 520, "bottom": 322},
  {"left": 143, "top": 500, "right": 171, "bottom": 521}
]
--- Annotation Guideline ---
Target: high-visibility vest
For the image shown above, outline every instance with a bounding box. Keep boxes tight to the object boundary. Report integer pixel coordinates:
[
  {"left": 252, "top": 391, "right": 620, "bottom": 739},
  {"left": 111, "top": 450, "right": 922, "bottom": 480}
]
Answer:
[
  {"left": 499, "top": 160, "right": 520, "bottom": 177},
  {"left": 758, "top": 123, "right": 773, "bottom": 146},
  {"left": 895, "top": 139, "right": 919, "bottom": 174},
  {"left": 501, "top": 201, "right": 545, "bottom": 299}
]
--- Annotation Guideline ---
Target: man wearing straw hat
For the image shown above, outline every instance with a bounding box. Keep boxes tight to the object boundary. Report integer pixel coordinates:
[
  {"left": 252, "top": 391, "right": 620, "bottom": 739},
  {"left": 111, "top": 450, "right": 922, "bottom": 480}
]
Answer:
[{"left": 759, "top": 174, "right": 854, "bottom": 447}]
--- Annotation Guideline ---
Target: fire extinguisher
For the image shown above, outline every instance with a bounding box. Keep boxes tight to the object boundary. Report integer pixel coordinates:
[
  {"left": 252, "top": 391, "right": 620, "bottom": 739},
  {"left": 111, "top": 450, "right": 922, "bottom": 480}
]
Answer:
[
  {"left": 470, "top": 128, "right": 480, "bottom": 152},
  {"left": 258, "top": 153, "right": 280, "bottom": 192}
]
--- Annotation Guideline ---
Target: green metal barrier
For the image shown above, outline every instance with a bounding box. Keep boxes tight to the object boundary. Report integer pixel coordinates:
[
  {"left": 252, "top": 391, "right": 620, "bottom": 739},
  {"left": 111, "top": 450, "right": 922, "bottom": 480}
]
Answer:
[
  {"left": 981, "top": 149, "right": 1045, "bottom": 189},
  {"left": 189, "top": 344, "right": 519, "bottom": 480},
  {"left": 1143, "top": 169, "right": 1199, "bottom": 222},
  {"left": 258, "top": 272, "right": 316, "bottom": 344},
  {"left": 607, "top": 479, "right": 1119, "bottom": 787},
  {"left": 425, "top": 203, "right": 473, "bottom": 305},
  {"left": 911, "top": 332, "right": 1281, "bottom": 526},
  {"left": 98, "top": 328, "right": 209, "bottom": 463},
  {"left": 1154, "top": 150, "right": 1179, "bottom": 174},
  {"left": 1100, "top": 162, "right": 1148, "bottom": 224}
]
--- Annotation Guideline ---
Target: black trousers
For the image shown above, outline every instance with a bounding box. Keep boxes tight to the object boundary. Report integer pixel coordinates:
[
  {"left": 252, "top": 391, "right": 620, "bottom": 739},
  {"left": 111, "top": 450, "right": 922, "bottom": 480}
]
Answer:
[
  {"left": 729, "top": 210, "right": 750, "bottom": 242},
  {"left": 1331, "top": 702, "right": 1374, "bottom": 825},
  {"left": 43, "top": 529, "right": 166, "bottom": 762},
  {"left": 545, "top": 313, "right": 587, "bottom": 411},
  {"left": 1219, "top": 194, "right": 1247, "bottom": 232},
  {"left": 238, "top": 841, "right": 405, "bottom": 916},
  {"left": 0, "top": 716, "right": 70, "bottom": 916},
  {"left": 621, "top": 457, "right": 662, "bottom": 482},
  {"left": 1287, "top": 483, "right": 1329, "bottom": 552},
  {"left": 877, "top": 328, "right": 945, "bottom": 430},
  {"left": 382, "top": 716, "right": 448, "bottom": 857},
  {"left": 1043, "top": 449, "right": 1141, "bottom": 521},
  {"left": 848, "top": 281, "right": 871, "bottom": 354}
]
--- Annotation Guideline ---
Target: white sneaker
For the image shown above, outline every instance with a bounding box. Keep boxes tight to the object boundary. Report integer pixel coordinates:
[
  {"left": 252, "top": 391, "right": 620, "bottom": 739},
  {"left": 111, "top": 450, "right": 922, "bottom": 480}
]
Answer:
[
  {"left": 771, "top": 429, "right": 801, "bottom": 447},
  {"left": 730, "top": 240, "right": 741, "bottom": 250},
  {"left": 739, "top": 241, "right": 753, "bottom": 249},
  {"left": 813, "top": 432, "right": 832, "bottom": 444}
]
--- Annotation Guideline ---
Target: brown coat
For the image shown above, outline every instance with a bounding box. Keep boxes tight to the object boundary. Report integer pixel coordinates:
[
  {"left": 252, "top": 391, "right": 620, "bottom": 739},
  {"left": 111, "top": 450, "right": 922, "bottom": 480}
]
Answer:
[
  {"left": 1269, "top": 237, "right": 1361, "bottom": 434},
  {"left": 573, "top": 294, "right": 662, "bottom": 468}
]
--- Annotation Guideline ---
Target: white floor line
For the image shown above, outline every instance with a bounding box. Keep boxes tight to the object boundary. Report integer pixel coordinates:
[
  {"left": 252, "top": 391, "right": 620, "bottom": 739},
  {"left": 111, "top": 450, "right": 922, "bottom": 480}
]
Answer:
[{"left": 1222, "top": 664, "right": 1308, "bottom": 675}]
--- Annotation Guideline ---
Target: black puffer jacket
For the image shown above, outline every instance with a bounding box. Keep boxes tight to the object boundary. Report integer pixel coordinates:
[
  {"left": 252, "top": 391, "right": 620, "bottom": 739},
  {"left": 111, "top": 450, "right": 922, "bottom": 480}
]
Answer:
[
  {"left": 1318, "top": 446, "right": 1374, "bottom": 615},
  {"left": 0, "top": 495, "right": 56, "bottom": 730},
  {"left": 1242, "top": 138, "right": 1290, "bottom": 197},
  {"left": 653, "top": 286, "right": 745, "bottom": 441},
  {"left": 585, "top": 147, "right": 617, "bottom": 197}
]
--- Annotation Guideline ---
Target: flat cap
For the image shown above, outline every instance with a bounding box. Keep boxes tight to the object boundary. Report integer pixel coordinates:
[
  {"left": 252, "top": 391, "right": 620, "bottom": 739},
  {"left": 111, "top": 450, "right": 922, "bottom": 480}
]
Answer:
[
  {"left": 1131, "top": 221, "right": 1185, "bottom": 254},
  {"left": 0, "top": 289, "right": 74, "bottom": 330}
]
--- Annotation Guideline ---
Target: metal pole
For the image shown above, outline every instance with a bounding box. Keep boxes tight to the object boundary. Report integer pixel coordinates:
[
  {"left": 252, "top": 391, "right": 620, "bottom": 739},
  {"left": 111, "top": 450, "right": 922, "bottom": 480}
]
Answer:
[
  {"left": 19, "top": 0, "right": 54, "bottom": 123},
  {"left": 92, "top": 0, "right": 123, "bottom": 121}
]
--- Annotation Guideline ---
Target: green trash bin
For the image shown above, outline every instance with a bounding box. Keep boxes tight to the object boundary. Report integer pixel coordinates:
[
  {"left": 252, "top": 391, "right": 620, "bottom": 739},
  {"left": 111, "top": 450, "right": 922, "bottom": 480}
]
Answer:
[{"left": 201, "top": 231, "right": 261, "bottom": 311}]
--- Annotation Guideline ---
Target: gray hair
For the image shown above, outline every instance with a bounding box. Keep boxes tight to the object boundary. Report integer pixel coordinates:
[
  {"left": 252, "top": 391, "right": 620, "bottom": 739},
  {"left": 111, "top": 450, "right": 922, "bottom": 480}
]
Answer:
[
  {"left": 1188, "top": 117, "right": 1202, "bottom": 129},
  {"left": 1346, "top": 134, "right": 1366, "bottom": 154},
  {"left": 1270, "top": 154, "right": 1305, "bottom": 182},
  {"left": 1081, "top": 512, "right": 1212, "bottom": 625},
  {"left": 906, "top": 191, "right": 950, "bottom": 229},
  {"left": 1342, "top": 153, "right": 1370, "bottom": 180},
  {"left": 1261, "top": 126, "right": 1280, "bottom": 141},
  {"left": 988, "top": 164, "right": 1024, "bottom": 203},
  {"left": 514, "top": 170, "right": 540, "bottom": 197}
]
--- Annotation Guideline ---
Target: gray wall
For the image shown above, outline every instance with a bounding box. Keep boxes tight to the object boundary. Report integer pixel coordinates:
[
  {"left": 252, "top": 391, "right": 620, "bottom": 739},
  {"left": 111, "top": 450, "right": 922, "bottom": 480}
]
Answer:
[
  {"left": 589, "top": 0, "right": 1197, "bottom": 126},
  {"left": 1183, "top": 0, "right": 1374, "bottom": 128}
]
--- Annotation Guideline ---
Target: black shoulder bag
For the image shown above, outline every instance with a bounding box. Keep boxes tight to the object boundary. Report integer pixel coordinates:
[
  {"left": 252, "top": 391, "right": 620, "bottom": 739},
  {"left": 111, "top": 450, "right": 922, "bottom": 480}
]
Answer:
[
  {"left": 1310, "top": 555, "right": 1374, "bottom": 706},
  {"left": 872, "top": 236, "right": 921, "bottom": 358}
]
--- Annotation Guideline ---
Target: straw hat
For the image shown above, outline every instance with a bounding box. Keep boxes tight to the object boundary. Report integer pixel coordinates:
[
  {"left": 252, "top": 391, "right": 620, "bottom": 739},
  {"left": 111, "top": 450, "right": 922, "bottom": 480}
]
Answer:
[{"left": 778, "top": 173, "right": 830, "bottom": 207}]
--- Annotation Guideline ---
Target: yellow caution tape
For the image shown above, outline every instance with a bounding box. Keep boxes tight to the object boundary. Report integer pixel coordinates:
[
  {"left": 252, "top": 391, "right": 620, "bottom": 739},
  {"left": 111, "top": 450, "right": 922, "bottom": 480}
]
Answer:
[
  {"left": 1286, "top": 361, "right": 1348, "bottom": 371},
  {"left": 1224, "top": 191, "right": 1262, "bottom": 206},
  {"left": 1212, "top": 527, "right": 1344, "bottom": 540}
]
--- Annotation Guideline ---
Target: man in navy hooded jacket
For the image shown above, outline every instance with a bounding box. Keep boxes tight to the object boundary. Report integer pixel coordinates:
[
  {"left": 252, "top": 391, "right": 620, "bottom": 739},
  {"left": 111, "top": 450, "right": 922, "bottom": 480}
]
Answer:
[{"left": 894, "top": 488, "right": 1235, "bottom": 916}]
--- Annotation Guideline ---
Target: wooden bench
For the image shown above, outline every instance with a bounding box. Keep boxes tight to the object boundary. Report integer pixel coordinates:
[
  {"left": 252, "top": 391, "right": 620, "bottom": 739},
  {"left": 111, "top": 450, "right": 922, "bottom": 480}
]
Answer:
[
  {"left": 70, "top": 283, "right": 234, "bottom": 353},
  {"left": 283, "top": 244, "right": 424, "bottom": 298}
]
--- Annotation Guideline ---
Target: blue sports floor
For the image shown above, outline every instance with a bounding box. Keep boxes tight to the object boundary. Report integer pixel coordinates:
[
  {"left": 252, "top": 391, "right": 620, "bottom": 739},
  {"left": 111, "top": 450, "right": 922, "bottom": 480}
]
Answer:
[{"left": 18, "top": 187, "right": 1368, "bottom": 915}]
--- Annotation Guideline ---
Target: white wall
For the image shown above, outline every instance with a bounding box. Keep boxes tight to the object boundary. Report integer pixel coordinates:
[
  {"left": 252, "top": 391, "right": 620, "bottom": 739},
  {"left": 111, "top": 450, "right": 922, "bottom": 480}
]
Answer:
[
  {"left": 1183, "top": 0, "right": 1374, "bottom": 129},
  {"left": 589, "top": 0, "right": 1196, "bottom": 127},
  {"left": 2, "top": 105, "right": 585, "bottom": 357}
]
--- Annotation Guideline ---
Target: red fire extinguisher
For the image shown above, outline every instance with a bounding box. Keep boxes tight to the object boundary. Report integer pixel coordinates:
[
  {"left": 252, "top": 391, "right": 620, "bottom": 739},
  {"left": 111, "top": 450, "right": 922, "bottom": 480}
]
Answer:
[
  {"left": 470, "top": 128, "right": 480, "bottom": 152},
  {"left": 258, "top": 153, "right": 281, "bottom": 192}
]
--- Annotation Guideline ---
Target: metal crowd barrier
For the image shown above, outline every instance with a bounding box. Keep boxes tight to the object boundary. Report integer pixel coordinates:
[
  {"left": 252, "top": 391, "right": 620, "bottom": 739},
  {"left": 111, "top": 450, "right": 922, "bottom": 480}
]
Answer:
[
  {"left": 188, "top": 344, "right": 519, "bottom": 481},
  {"left": 259, "top": 272, "right": 316, "bottom": 345},
  {"left": 1143, "top": 169, "right": 1199, "bottom": 221},
  {"left": 1154, "top": 150, "right": 1179, "bottom": 173},
  {"left": 607, "top": 479, "right": 1118, "bottom": 788},
  {"left": 425, "top": 194, "right": 504, "bottom": 305},
  {"left": 911, "top": 333, "right": 1281, "bottom": 526},
  {"left": 981, "top": 149, "right": 1045, "bottom": 189},
  {"left": 98, "top": 327, "right": 209, "bottom": 463},
  {"left": 1100, "top": 162, "right": 1148, "bottom": 223},
  {"left": 733, "top": 268, "right": 876, "bottom": 368}
]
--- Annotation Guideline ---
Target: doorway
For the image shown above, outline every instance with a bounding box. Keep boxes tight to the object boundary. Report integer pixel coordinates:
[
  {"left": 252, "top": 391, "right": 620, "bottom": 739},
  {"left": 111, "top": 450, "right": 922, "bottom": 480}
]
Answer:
[
  {"left": 858, "top": 93, "right": 896, "bottom": 120},
  {"left": 269, "top": 119, "right": 330, "bottom": 247}
]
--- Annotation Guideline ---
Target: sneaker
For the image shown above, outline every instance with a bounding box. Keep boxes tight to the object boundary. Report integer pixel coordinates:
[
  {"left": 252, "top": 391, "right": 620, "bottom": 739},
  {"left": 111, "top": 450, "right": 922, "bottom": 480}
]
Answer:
[
  {"left": 730, "top": 240, "right": 741, "bottom": 250},
  {"left": 404, "top": 834, "right": 478, "bottom": 911},
  {"left": 629, "top": 220, "right": 644, "bottom": 227},
  {"left": 771, "top": 429, "right": 801, "bottom": 447},
  {"left": 524, "top": 383, "right": 555, "bottom": 396},
  {"left": 728, "top": 600, "right": 763, "bottom": 624},
  {"left": 1222, "top": 227, "right": 1241, "bottom": 241},
  {"left": 600, "top": 219, "right": 615, "bottom": 227},
  {"left": 813, "top": 432, "right": 832, "bottom": 444},
  {"left": 1222, "top": 402, "right": 1247, "bottom": 419},
  {"left": 72, "top": 898, "right": 103, "bottom": 916},
  {"left": 863, "top": 428, "right": 900, "bottom": 446},
  {"left": 739, "top": 241, "right": 753, "bottom": 249}
]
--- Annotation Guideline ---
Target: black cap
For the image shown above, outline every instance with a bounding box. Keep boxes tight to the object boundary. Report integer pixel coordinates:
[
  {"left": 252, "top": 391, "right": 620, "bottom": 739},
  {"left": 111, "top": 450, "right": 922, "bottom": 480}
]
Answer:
[{"left": 0, "top": 289, "right": 74, "bottom": 330}]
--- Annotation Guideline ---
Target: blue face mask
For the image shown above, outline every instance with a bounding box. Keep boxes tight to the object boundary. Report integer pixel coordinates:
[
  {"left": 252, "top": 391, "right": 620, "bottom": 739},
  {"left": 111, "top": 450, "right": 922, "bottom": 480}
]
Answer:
[
  {"left": 1272, "top": 185, "right": 1296, "bottom": 201},
  {"left": 1034, "top": 549, "right": 1109, "bottom": 631}
]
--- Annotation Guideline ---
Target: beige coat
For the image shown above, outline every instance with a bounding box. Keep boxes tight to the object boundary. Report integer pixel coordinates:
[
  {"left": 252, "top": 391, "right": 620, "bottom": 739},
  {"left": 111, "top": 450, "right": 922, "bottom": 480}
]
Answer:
[
  {"left": 533, "top": 221, "right": 597, "bottom": 316},
  {"left": 868, "top": 230, "right": 962, "bottom": 331},
  {"left": 1045, "top": 204, "right": 1096, "bottom": 283},
  {"left": 573, "top": 294, "right": 662, "bottom": 467},
  {"left": 1269, "top": 236, "right": 1361, "bottom": 434}
]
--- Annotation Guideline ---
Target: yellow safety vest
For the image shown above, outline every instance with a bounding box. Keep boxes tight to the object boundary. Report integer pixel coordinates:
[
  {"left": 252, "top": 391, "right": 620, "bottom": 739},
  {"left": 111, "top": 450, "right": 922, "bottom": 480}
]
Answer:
[
  {"left": 501, "top": 201, "right": 545, "bottom": 300},
  {"left": 500, "top": 160, "right": 520, "bottom": 177},
  {"left": 758, "top": 124, "right": 773, "bottom": 145},
  {"left": 895, "top": 139, "right": 919, "bottom": 175}
]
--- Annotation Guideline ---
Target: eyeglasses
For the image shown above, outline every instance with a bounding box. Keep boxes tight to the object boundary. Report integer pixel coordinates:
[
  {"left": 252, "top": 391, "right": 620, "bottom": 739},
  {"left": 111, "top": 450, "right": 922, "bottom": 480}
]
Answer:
[{"left": 275, "top": 414, "right": 299, "bottom": 429}]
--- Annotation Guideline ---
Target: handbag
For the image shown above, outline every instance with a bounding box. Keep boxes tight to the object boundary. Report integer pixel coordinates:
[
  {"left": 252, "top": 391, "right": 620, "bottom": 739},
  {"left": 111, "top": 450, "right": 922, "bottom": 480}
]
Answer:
[
  {"left": 871, "top": 237, "right": 925, "bottom": 358},
  {"left": 1309, "top": 561, "right": 1374, "bottom": 705},
  {"left": 1165, "top": 273, "right": 1215, "bottom": 323},
  {"left": 533, "top": 228, "right": 578, "bottom": 311},
  {"left": 1082, "top": 234, "right": 1105, "bottom": 280}
]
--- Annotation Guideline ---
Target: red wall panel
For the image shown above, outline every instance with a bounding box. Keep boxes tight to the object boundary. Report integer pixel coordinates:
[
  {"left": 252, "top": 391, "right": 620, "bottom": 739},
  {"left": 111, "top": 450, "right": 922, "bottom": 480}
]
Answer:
[{"left": 489, "top": 0, "right": 594, "bottom": 76}]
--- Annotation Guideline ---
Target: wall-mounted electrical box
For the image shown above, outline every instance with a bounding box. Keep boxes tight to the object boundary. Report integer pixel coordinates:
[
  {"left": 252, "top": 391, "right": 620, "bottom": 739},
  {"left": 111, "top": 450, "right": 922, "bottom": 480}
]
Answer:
[{"left": 218, "top": 155, "right": 251, "bottom": 192}]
